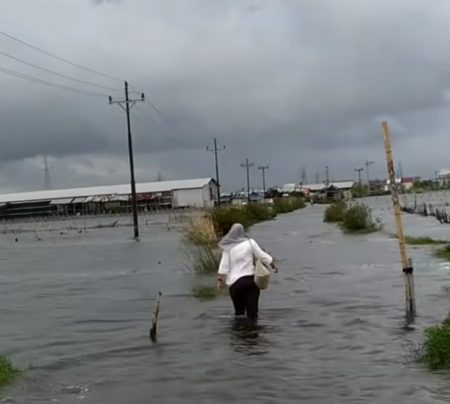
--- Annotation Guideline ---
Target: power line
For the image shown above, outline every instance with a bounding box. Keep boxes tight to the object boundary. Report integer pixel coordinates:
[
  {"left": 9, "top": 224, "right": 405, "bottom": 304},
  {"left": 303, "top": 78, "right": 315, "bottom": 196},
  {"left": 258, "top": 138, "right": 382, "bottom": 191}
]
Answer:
[
  {"left": 0, "top": 50, "right": 123, "bottom": 92},
  {"left": 129, "top": 83, "right": 168, "bottom": 120},
  {"left": 0, "top": 30, "right": 123, "bottom": 83},
  {"left": 0, "top": 65, "right": 106, "bottom": 98},
  {"left": 135, "top": 105, "right": 161, "bottom": 127}
]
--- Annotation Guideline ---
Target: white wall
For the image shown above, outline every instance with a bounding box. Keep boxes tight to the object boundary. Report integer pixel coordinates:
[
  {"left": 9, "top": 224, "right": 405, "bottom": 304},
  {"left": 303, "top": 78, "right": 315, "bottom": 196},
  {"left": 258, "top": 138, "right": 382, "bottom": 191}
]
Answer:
[
  {"left": 172, "top": 181, "right": 217, "bottom": 208},
  {"left": 173, "top": 188, "right": 204, "bottom": 208}
]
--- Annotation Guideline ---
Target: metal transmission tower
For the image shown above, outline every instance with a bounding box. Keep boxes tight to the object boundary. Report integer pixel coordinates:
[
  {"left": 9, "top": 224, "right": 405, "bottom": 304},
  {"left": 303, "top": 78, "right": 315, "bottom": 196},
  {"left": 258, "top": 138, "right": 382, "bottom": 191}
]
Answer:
[
  {"left": 301, "top": 166, "right": 307, "bottom": 185},
  {"left": 43, "top": 156, "right": 52, "bottom": 190},
  {"left": 355, "top": 167, "right": 364, "bottom": 197},
  {"left": 365, "top": 159, "right": 374, "bottom": 194},
  {"left": 206, "top": 138, "right": 225, "bottom": 205},
  {"left": 109, "top": 81, "right": 145, "bottom": 240},
  {"left": 241, "top": 158, "right": 254, "bottom": 204},
  {"left": 325, "top": 165, "right": 330, "bottom": 185},
  {"left": 258, "top": 165, "right": 269, "bottom": 199}
]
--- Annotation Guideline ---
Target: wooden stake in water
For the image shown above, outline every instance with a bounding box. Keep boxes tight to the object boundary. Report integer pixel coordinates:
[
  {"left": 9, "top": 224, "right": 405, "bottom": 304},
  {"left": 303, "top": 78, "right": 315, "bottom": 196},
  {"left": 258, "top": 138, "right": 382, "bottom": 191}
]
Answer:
[
  {"left": 150, "top": 291, "right": 162, "bottom": 342},
  {"left": 382, "top": 121, "right": 416, "bottom": 324}
]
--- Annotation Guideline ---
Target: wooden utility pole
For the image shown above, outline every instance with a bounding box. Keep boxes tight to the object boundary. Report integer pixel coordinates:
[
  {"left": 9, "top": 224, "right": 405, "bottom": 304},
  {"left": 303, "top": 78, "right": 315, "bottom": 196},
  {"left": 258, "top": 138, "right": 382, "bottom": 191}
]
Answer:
[{"left": 382, "top": 121, "right": 416, "bottom": 324}]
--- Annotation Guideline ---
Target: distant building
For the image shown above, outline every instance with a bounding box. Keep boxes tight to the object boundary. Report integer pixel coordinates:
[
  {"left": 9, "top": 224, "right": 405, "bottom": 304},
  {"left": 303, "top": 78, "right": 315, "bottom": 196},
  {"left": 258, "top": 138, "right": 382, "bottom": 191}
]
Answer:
[
  {"left": 0, "top": 178, "right": 218, "bottom": 219},
  {"left": 301, "top": 181, "right": 354, "bottom": 201},
  {"left": 438, "top": 169, "right": 450, "bottom": 186}
]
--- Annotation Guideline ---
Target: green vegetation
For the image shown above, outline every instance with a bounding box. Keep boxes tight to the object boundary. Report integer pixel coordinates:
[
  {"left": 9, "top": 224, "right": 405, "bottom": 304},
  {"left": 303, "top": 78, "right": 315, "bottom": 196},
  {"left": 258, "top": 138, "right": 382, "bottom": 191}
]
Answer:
[
  {"left": 351, "top": 184, "right": 370, "bottom": 198},
  {"left": 324, "top": 202, "right": 379, "bottom": 233},
  {"left": 273, "top": 197, "right": 306, "bottom": 214},
  {"left": 184, "top": 245, "right": 221, "bottom": 275},
  {"left": 324, "top": 201, "right": 347, "bottom": 223},
  {"left": 434, "top": 245, "right": 450, "bottom": 261},
  {"left": 211, "top": 198, "right": 305, "bottom": 237},
  {"left": 191, "top": 284, "right": 219, "bottom": 300},
  {"left": 0, "top": 356, "right": 20, "bottom": 387},
  {"left": 184, "top": 198, "right": 305, "bottom": 277},
  {"left": 404, "top": 236, "right": 447, "bottom": 245},
  {"left": 340, "top": 204, "right": 378, "bottom": 233},
  {"left": 422, "top": 316, "right": 450, "bottom": 370}
]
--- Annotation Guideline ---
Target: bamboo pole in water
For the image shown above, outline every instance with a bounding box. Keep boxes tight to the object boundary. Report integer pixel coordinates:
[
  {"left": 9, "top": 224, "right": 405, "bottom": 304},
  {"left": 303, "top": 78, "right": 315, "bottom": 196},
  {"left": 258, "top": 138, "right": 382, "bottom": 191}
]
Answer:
[
  {"left": 381, "top": 121, "right": 416, "bottom": 323},
  {"left": 150, "top": 291, "right": 162, "bottom": 342}
]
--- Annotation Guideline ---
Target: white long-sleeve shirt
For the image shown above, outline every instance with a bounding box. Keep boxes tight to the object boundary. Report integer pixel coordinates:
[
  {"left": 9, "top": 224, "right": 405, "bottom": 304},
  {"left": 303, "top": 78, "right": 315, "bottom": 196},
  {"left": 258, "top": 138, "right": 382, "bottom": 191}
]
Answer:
[{"left": 218, "top": 238, "right": 273, "bottom": 286}]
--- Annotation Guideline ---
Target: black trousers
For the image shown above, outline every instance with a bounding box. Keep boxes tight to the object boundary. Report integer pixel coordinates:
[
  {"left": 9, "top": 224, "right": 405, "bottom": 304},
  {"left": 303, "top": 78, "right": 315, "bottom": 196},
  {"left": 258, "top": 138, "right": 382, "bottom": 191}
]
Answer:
[{"left": 229, "top": 275, "right": 260, "bottom": 320}]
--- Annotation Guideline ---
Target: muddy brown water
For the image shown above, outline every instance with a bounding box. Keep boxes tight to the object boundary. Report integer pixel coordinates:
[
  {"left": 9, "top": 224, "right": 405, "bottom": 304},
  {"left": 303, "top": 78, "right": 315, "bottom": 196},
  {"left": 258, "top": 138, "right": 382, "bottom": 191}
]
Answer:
[{"left": 2, "top": 202, "right": 450, "bottom": 403}]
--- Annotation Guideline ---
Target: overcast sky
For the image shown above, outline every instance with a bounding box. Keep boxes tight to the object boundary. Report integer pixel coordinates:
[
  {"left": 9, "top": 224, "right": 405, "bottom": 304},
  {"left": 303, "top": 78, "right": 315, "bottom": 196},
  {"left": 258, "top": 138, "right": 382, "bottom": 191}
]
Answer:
[{"left": 1, "top": 0, "right": 450, "bottom": 193}]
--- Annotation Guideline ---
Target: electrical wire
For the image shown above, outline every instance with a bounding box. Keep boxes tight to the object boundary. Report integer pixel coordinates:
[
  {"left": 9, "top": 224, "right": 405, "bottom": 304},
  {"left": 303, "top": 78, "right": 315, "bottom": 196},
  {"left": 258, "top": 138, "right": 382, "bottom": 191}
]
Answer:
[
  {"left": 0, "top": 65, "right": 107, "bottom": 98},
  {"left": 135, "top": 105, "right": 161, "bottom": 127},
  {"left": 0, "top": 50, "right": 123, "bottom": 92},
  {"left": 129, "top": 83, "right": 168, "bottom": 119},
  {"left": 0, "top": 30, "right": 124, "bottom": 83}
]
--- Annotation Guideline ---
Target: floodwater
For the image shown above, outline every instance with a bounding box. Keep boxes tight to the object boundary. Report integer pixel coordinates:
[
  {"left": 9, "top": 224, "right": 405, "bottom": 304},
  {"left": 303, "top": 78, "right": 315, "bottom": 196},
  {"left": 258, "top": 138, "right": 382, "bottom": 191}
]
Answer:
[{"left": 2, "top": 201, "right": 450, "bottom": 403}]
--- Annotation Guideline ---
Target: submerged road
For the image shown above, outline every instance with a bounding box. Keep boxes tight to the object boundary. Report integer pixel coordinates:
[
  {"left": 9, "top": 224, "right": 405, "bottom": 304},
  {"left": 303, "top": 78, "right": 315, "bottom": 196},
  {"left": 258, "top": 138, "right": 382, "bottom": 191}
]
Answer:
[{"left": 1, "top": 203, "right": 450, "bottom": 403}]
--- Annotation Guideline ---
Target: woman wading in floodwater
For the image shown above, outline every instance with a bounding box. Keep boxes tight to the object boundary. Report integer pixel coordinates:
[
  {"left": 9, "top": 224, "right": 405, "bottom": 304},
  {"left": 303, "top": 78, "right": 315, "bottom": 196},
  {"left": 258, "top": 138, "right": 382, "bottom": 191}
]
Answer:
[{"left": 216, "top": 223, "right": 277, "bottom": 321}]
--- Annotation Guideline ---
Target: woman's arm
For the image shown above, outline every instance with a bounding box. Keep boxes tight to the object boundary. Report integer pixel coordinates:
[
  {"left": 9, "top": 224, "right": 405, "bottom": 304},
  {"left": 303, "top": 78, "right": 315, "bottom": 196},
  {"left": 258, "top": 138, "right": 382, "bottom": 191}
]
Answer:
[
  {"left": 217, "top": 251, "right": 229, "bottom": 288},
  {"left": 250, "top": 239, "right": 278, "bottom": 272}
]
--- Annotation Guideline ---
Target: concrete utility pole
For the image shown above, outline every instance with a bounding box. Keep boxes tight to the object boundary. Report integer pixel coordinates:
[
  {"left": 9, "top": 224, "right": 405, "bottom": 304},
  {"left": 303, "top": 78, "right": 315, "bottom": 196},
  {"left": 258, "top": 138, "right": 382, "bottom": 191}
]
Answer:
[
  {"left": 109, "top": 81, "right": 145, "bottom": 240},
  {"left": 365, "top": 159, "right": 374, "bottom": 195},
  {"left": 258, "top": 165, "right": 269, "bottom": 199},
  {"left": 241, "top": 158, "right": 254, "bottom": 204},
  {"left": 354, "top": 167, "right": 364, "bottom": 197},
  {"left": 206, "top": 138, "right": 225, "bottom": 206}
]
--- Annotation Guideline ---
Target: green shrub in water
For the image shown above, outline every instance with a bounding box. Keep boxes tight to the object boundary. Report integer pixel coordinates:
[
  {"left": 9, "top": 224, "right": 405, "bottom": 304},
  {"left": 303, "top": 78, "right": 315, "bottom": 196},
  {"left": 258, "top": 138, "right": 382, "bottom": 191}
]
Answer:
[
  {"left": 185, "top": 244, "right": 221, "bottom": 275},
  {"left": 340, "top": 204, "right": 378, "bottom": 233},
  {"left": 323, "top": 201, "right": 347, "bottom": 223},
  {"left": 211, "top": 206, "right": 251, "bottom": 237},
  {"left": 434, "top": 244, "right": 450, "bottom": 261},
  {"left": 404, "top": 236, "right": 446, "bottom": 245},
  {"left": 422, "top": 317, "right": 450, "bottom": 370},
  {"left": 273, "top": 197, "right": 306, "bottom": 214},
  {"left": 0, "top": 356, "right": 20, "bottom": 387},
  {"left": 191, "top": 284, "right": 219, "bottom": 300}
]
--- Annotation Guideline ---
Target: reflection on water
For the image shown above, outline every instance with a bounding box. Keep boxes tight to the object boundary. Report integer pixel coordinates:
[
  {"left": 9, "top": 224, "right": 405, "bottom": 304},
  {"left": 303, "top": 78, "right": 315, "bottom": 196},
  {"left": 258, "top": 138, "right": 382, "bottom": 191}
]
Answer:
[
  {"left": 229, "top": 317, "right": 268, "bottom": 355},
  {"left": 2, "top": 202, "right": 450, "bottom": 403}
]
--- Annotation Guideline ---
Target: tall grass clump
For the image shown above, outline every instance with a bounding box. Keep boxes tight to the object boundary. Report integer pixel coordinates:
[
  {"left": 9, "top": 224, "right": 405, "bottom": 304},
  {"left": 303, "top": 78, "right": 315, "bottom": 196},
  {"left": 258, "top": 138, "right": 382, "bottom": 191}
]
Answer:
[
  {"left": 182, "top": 215, "right": 220, "bottom": 275},
  {"left": 0, "top": 356, "right": 20, "bottom": 387},
  {"left": 324, "top": 201, "right": 347, "bottom": 223},
  {"left": 183, "top": 215, "right": 217, "bottom": 246},
  {"left": 273, "top": 197, "right": 306, "bottom": 214},
  {"left": 340, "top": 204, "right": 378, "bottom": 233},
  {"left": 422, "top": 317, "right": 450, "bottom": 370}
]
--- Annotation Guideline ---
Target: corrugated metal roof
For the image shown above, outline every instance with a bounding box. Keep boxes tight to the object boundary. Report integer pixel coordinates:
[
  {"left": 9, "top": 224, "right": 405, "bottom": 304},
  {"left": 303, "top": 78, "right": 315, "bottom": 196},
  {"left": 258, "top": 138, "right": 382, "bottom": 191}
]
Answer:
[
  {"left": 302, "top": 181, "right": 354, "bottom": 191},
  {"left": 302, "top": 183, "right": 325, "bottom": 191},
  {"left": 0, "top": 178, "right": 213, "bottom": 204},
  {"left": 49, "top": 198, "right": 73, "bottom": 205},
  {"left": 330, "top": 181, "right": 354, "bottom": 189}
]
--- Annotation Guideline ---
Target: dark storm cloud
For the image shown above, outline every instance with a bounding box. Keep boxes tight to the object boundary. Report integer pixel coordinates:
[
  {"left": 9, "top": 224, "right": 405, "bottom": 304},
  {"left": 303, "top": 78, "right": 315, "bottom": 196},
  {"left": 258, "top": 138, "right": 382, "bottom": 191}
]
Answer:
[{"left": 1, "top": 0, "right": 450, "bottom": 192}]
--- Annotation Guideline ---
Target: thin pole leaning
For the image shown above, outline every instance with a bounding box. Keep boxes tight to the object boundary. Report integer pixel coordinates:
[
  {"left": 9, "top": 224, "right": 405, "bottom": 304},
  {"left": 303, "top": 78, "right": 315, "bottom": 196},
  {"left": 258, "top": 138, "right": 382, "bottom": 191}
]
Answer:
[{"left": 382, "top": 121, "right": 416, "bottom": 323}]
